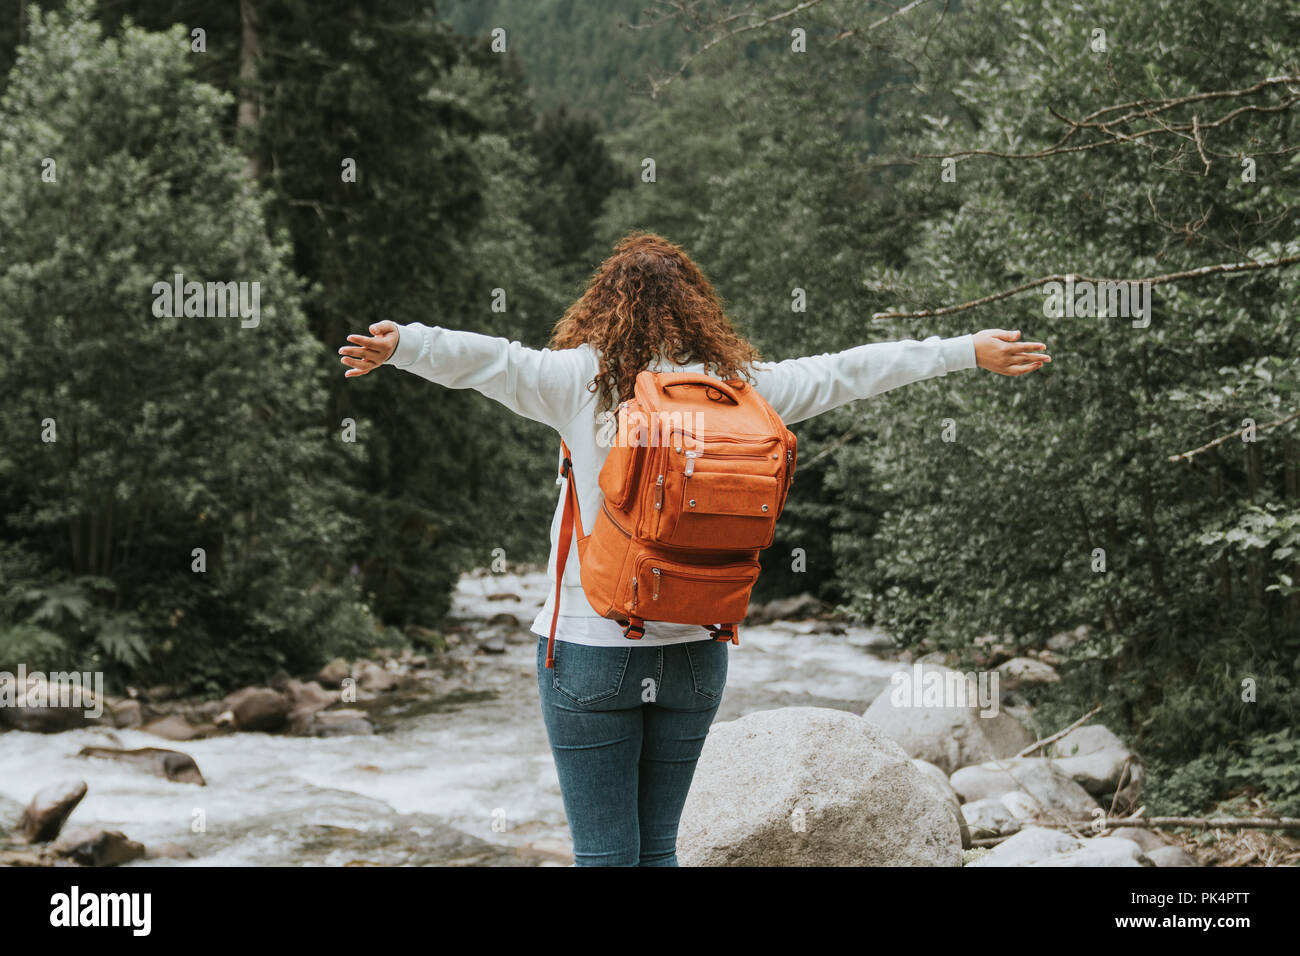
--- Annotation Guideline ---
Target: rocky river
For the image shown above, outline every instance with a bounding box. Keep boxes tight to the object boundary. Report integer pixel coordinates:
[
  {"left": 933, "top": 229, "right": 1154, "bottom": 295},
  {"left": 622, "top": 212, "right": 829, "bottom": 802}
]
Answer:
[{"left": 0, "top": 569, "right": 913, "bottom": 867}]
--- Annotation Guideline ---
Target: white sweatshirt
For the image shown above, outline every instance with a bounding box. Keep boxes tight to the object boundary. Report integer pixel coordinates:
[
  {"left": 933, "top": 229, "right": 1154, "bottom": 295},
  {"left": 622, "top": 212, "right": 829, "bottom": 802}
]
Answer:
[{"left": 385, "top": 322, "right": 978, "bottom": 647}]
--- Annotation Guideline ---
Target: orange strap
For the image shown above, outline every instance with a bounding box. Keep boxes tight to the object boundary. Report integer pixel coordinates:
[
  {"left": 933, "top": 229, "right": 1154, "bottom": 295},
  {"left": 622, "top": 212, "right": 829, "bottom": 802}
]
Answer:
[{"left": 546, "top": 441, "right": 584, "bottom": 669}]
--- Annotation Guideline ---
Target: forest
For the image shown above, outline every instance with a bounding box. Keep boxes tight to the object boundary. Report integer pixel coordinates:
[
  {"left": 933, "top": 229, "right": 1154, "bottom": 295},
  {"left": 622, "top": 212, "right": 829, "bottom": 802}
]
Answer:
[{"left": 1, "top": 0, "right": 1297, "bottom": 827}]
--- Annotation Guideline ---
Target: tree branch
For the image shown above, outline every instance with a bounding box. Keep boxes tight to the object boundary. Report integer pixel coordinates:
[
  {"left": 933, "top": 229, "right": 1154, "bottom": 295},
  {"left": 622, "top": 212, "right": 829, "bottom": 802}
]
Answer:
[
  {"left": 871, "top": 252, "right": 1300, "bottom": 320},
  {"left": 1169, "top": 409, "right": 1300, "bottom": 463}
]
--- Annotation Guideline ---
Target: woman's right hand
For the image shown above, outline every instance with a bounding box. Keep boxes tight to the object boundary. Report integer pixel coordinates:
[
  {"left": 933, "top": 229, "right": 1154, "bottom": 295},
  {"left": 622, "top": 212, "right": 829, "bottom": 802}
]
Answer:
[{"left": 339, "top": 321, "right": 400, "bottom": 377}]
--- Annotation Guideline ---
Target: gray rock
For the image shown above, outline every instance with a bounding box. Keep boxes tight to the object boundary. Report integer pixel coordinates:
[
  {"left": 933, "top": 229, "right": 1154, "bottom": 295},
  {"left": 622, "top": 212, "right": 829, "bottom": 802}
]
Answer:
[
  {"left": 912, "top": 759, "right": 972, "bottom": 850},
  {"left": 950, "top": 758, "right": 1100, "bottom": 820},
  {"left": 77, "top": 746, "right": 205, "bottom": 785},
  {"left": 966, "top": 826, "right": 1080, "bottom": 867},
  {"left": 1046, "top": 625, "right": 1089, "bottom": 653},
  {"left": 679, "top": 707, "right": 961, "bottom": 866},
  {"left": 962, "top": 798, "right": 1022, "bottom": 839},
  {"left": 1146, "top": 845, "right": 1199, "bottom": 867},
  {"left": 51, "top": 826, "right": 146, "bottom": 867},
  {"left": 285, "top": 679, "right": 338, "bottom": 734},
  {"left": 318, "top": 658, "right": 351, "bottom": 688},
  {"left": 146, "top": 842, "right": 195, "bottom": 860},
  {"left": 357, "top": 663, "right": 399, "bottom": 694},
  {"left": 996, "top": 657, "right": 1060, "bottom": 687},
  {"left": 0, "top": 676, "right": 109, "bottom": 732},
  {"left": 760, "top": 593, "right": 825, "bottom": 622},
  {"left": 1053, "top": 749, "right": 1134, "bottom": 796},
  {"left": 1049, "top": 724, "right": 1142, "bottom": 799},
  {"left": 309, "top": 709, "right": 374, "bottom": 737},
  {"left": 861, "top": 663, "right": 1034, "bottom": 774},
  {"left": 1050, "top": 724, "right": 1128, "bottom": 758},
  {"left": 16, "top": 781, "right": 88, "bottom": 843},
  {"left": 478, "top": 631, "right": 508, "bottom": 654},
  {"left": 1032, "top": 836, "right": 1154, "bottom": 867},
  {"left": 1113, "top": 827, "right": 1168, "bottom": 852},
  {"left": 220, "top": 686, "right": 290, "bottom": 732},
  {"left": 141, "top": 713, "right": 204, "bottom": 741},
  {"left": 110, "top": 699, "right": 142, "bottom": 729}
]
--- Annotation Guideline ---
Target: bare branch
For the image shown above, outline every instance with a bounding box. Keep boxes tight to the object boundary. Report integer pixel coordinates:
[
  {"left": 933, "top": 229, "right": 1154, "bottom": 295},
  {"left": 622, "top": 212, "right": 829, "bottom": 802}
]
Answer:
[
  {"left": 1168, "top": 409, "right": 1300, "bottom": 463},
  {"left": 871, "top": 253, "right": 1300, "bottom": 321}
]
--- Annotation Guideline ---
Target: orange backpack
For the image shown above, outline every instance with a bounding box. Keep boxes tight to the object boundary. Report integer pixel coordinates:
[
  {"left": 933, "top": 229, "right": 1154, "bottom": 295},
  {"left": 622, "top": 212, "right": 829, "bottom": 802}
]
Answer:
[{"left": 545, "top": 370, "right": 797, "bottom": 668}]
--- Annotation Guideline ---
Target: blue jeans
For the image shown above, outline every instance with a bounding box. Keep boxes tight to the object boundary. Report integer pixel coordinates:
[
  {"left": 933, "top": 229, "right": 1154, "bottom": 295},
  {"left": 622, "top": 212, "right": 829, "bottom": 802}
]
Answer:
[{"left": 535, "top": 633, "right": 728, "bottom": 866}]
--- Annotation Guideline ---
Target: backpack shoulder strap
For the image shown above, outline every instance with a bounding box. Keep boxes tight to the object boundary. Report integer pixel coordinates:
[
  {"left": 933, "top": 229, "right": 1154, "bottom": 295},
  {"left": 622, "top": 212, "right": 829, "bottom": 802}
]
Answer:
[{"left": 546, "top": 440, "right": 585, "bottom": 669}]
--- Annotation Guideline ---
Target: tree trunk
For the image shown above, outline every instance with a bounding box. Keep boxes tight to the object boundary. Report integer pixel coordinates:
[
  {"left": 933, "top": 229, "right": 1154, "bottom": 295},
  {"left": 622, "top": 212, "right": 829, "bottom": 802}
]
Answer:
[{"left": 238, "top": 0, "right": 262, "bottom": 179}]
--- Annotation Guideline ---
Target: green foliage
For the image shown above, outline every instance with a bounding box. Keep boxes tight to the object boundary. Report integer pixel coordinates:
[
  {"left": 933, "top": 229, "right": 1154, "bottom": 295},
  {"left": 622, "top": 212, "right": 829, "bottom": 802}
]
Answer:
[
  {"left": 592, "top": 0, "right": 1300, "bottom": 810},
  {"left": 0, "top": 1, "right": 377, "bottom": 692},
  {"left": 443, "top": 0, "right": 688, "bottom": 129}
]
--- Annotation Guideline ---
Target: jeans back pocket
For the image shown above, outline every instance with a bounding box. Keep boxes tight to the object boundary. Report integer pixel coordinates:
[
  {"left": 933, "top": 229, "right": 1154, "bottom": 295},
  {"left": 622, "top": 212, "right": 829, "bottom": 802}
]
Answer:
[
  {"left": 683, "top": 639, "right": 729, "bottom": 701},
  {"left": 549, "top": 640, "right": 632, "bottom": 706}
]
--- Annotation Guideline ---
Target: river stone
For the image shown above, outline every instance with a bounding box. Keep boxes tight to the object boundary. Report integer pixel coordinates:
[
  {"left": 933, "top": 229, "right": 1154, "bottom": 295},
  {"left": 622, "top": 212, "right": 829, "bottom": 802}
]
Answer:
[
  {"left": 357, "top": 663, "right": 399, "bottom": 693},
  {"left": 962, "top": 798, "right": 1021, "bottom": 839},
  {"left": 318, "top": 658, "right": 351, "bottom": 688},
  {"left": 16, "top": 781, "right": 88, "bottom": 843},
  {"left": 1051, "top": 724, "right": 1128, "bottom": 758},
  {"left": 950, "top": 758, "right": 1099, "bottom": 819},
  {"left": 220, "top": 686, "right": 290, "bottom": 731},
  {"left": 1147, "top": 845, "right": 1199, "bottom": 867},
  {"left": 912, "top": 759, "right": 971, "bottom": 849},
  {"left": 1113, "top": 827, "right": 1167, "bottom": 852},
  {"left": 52, "top": 826, "right": 146, "bottom": 867},
  {"left": 678, "top": 707, "right": 961, "bottom": 866},
  {"left": 759, "top": 592, "right": 825, "bottom": 622},
  {"left": 1053, "top": 750, "right": 1134, "bottom": 796},
  {"left": 0, "top": 676, "right": 109, "bottom": 732},
  {"left": 77, "top": 746, "right": 206, "bottom": 785},
  {"left": 1032, "top": 836, "right": 1154, "bottom": 867},
  {"left": 309, "top": 709, "right": 374, "bottom": 736},
  {"left": 861, "top": 663, "right": 1035, "bottom": 774},
  {"left": 996, "top": 657, "right": 1060, "bottom": 688},
  {"left": 966, "top": 826, "right": 1080, "bottom": 866},
  {"left": 110, "top": 699, "right": 142, "bottom": 729},
  {"left": 141, "top": 713, "right": 203, "bottom": 741}
]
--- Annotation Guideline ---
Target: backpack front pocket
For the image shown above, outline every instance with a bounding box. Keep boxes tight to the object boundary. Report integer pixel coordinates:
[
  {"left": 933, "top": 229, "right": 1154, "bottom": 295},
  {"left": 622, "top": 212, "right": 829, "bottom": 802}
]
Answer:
[
  {"left": 663, "top": 471, "right": 781, "bottom": 549},
  {"left": 630, "top": 554, "right": 760, "bottom": 625}
]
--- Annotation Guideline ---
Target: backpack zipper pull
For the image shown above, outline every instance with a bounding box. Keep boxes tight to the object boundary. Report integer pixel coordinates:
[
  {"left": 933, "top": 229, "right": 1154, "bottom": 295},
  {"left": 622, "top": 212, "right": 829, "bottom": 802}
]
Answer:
[
  {"left": 684, "top": 450, "right": 699, "bottom": 477},
  {"left": 652, "top": 567, "right": 661, "bottom": 600},
  {"left": 632, "top": 578, "right": 638, "bottom": 610},
  {"left": 655, "top": 473, "right": 664, "bottom": 509}
]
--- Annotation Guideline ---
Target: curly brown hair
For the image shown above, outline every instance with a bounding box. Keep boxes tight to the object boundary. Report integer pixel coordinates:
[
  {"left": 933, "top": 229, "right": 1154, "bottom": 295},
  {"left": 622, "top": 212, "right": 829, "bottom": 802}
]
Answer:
[{"left": 549, "top": 232, "right": 761, "bottom": 412}]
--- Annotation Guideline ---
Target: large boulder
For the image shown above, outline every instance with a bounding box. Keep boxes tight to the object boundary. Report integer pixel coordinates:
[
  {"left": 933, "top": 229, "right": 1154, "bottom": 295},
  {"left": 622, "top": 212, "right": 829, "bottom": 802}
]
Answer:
[
  {"left": 861, "top": 663, "right": 1035, "bottom": 774},
  {"left": 678, "top": 707, "right": 961, "bottom": 866},
  {"left": 16, "top": 781, "right": 88, "bottom": 843},
  {"left": 950, "top": 758, "right": 1100, "bottom": 820},
  {"left": 912, "top": 759, "right": 972, "bottom": 850}
]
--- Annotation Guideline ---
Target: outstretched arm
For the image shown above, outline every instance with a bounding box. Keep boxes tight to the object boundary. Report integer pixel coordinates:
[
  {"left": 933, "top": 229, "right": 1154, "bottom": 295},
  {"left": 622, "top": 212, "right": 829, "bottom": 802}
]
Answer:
[
  {"left": 338, "top": 320, "right": 597, "bottom": 431},
  {"left": 749, "top": 329, "right": 1049, "bottom": 425}
]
